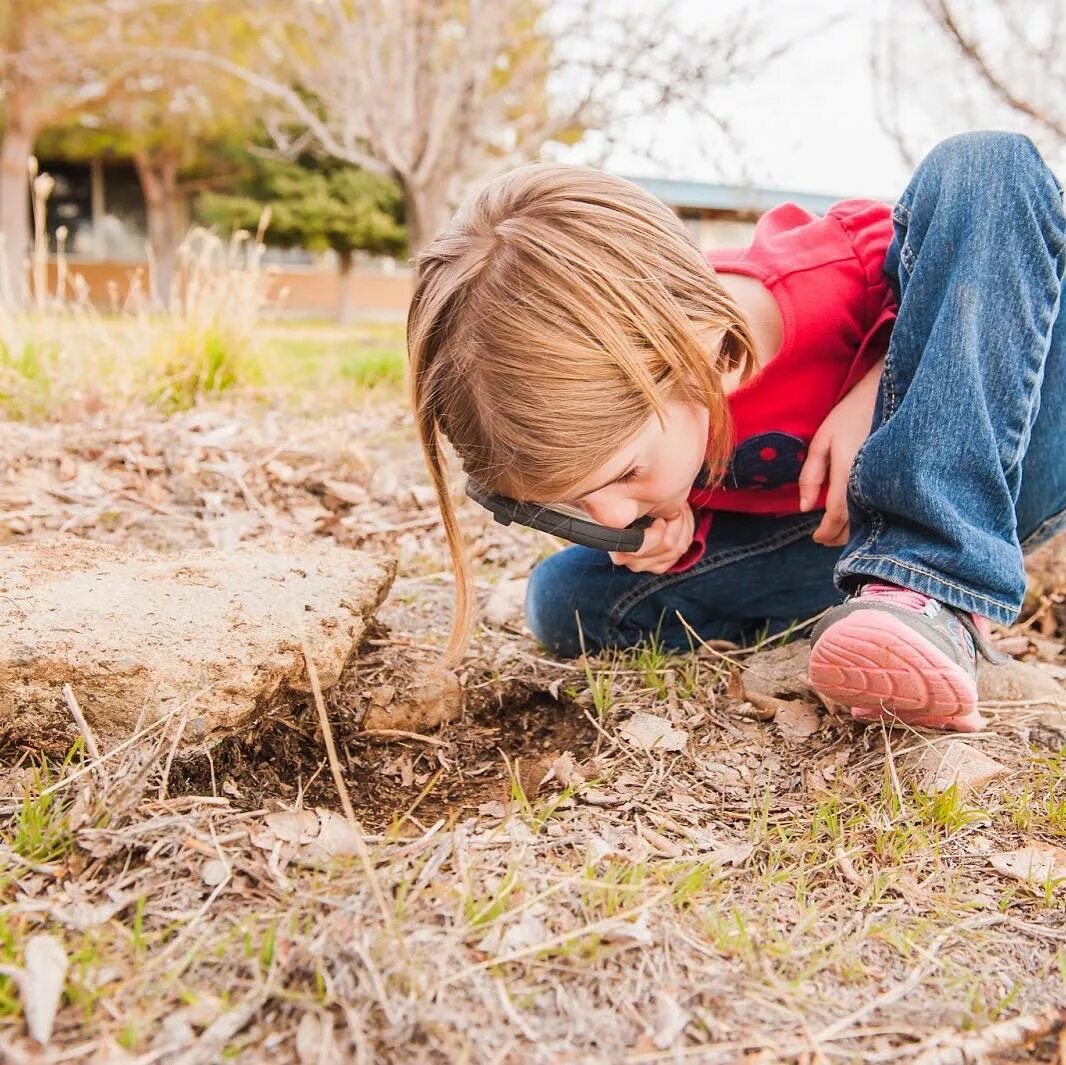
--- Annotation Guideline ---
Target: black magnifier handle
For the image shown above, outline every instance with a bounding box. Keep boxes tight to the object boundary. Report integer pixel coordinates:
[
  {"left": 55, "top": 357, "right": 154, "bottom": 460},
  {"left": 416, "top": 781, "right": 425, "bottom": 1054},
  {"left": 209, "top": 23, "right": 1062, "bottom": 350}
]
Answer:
[{"left": 466, "top": 481, "right": 651, "bottom": 552}]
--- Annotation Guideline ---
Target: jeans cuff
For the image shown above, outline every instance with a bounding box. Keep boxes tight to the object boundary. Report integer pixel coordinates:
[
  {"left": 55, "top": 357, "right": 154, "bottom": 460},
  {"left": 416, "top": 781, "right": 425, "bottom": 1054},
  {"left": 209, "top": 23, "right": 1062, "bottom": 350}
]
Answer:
[{"left": 835, "top": 553, "right": 1020, "bottom": 626}]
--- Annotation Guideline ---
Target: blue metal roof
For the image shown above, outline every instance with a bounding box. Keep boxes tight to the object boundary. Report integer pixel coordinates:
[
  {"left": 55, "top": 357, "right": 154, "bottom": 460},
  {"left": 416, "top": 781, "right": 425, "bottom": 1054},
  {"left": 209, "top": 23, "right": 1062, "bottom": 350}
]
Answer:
[{"left": 618, "top": 174, "right": 883, "bottom": 217}]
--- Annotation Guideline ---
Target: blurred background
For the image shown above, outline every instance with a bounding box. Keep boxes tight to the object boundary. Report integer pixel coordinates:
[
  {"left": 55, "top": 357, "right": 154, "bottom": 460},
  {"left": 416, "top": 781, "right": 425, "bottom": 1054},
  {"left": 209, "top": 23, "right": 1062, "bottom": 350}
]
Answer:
[{"left": 0, "top": 0, "right": 1061, "bottom": 396}]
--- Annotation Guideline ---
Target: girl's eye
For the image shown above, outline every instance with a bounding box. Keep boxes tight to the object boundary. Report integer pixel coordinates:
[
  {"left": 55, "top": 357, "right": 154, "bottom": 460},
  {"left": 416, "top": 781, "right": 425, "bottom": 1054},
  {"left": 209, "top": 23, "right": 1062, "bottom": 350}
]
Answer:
[{"left": 617, "top": 467, "right": 640, "bottom": 484}]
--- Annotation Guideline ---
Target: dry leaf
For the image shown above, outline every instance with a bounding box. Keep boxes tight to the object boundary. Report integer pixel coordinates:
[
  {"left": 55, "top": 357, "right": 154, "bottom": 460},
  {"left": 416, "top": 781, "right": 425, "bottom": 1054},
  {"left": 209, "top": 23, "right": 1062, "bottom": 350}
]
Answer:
[
  {"left": 263, "top": 809, "right": 320, "bottom": 845},
  {"left": 619, "top": 712, "right": 689, "bottom": 752},
  {"left": 15, "top": 935, "right": 68, "bottom": 1045},
  {"left": 653, "top": 990, "right": 688, "bottom": 1050},
  {"left": 773, "top": 699, "right": 822, "bottom": 740},
  {"left": 549, "top": 751, "right": 587, "bottom": 789},
  {"left": 321, "top": 479, "right": 368, "bottom": 506},
  {"left": 295, "top": 1011, "right": 337, "bottom": 1065},
  {"left": 989, "top": 844, "right": 1066, "bottom": 889}
]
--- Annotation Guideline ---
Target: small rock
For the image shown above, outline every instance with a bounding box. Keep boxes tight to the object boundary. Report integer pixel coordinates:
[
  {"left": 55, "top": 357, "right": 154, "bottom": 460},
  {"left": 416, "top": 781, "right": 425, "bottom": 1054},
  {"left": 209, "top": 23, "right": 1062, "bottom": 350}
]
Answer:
[
  {"left": 483, "top": 578, "right": 528, "bottom": 627},
  {"left": 1024, "top": 529, "right": 1066, "bottom": 598},
  {"left": 709, "top": 841, "right": 754, "bottom": 866},
  {"left": 295, "top": 1011, "right": 338, "bottom": 1065},
  {"left": 201, "top": 859, "right": 230, "bottom": 887},
  {"left": 908, "top": 740, "right": 1010, "bottom": 795},
  {"left": 320, "top": 479, "right": 368, "bottom": 506},
  {"left": 978, "top": 658, "right": 1066, "bottom": 706},
  {"left": 978, "top": 657, "right": 1066, "bottom": 731},
  {"left": 653, "top": 990, "right": 688, "bottom": 1050},
  {"left": 547, "top": 751, "right": 586, "bottom": 789},
  {"left": 736, "top": 642, "right": 813, "bottom": 703},
  {"left": 0, "top": 538, "right": 394, "bottom": 749}
]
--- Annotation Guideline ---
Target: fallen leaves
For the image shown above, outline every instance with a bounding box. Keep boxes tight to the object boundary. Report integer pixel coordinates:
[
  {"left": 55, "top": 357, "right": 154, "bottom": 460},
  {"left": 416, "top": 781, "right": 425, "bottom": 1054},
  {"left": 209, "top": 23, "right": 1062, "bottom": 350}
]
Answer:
[
  {"left": 989, "top": 844, "right": 1066, "bottom": 890},
  {"left": 0, "top": 934, "right": 68, "bottom": 1045},
  {"left": 773, "top": 699, "right": 822, "bottom": 741},
  {"left": 250, "top": 807, "right": 366, "bottom": 868},
  {"left": 619, "top": 712, "right": 689, "bottom": 752}
]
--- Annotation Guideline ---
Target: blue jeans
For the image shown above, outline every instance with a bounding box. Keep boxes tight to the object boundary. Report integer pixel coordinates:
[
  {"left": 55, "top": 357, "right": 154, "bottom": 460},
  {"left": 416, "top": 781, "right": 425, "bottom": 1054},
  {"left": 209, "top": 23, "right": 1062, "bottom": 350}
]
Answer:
[{"left": 525, "top": 132, "right": 1066, "bottom": 657}]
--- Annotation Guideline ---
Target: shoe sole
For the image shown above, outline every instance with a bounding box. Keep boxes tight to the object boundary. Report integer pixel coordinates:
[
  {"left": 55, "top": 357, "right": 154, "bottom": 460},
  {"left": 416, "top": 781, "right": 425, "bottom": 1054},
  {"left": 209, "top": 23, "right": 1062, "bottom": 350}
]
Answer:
[{"left": 809, "top": 609, "right": 984, "bottom": 732}]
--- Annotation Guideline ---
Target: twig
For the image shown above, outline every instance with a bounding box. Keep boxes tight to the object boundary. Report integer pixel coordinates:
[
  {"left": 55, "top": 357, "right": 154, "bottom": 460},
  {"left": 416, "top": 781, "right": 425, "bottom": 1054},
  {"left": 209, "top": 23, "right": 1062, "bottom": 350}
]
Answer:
[
  {"left": 62, "top": 683, "right": 101, "bottom": 764},
  {"left": 357, "top": 728, "right": 450, "bottom": 746},
  {"left": 300, "top": 635, "right": 408, "bottom": 962},
  {"left": 911, "top": 1005, "right": 1065, "bottom": 1065},
  {"left": 157, "top": 706, "right": 191, "bottom": 801}
]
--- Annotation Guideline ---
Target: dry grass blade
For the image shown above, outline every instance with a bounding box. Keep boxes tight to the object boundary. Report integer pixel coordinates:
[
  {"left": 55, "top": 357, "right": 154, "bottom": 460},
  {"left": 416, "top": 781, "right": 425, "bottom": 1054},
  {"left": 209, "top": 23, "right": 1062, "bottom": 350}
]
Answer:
[
  {"left": 61, "top": 684, "right": 100, "bottom": 765},
  {"left": 300, "top": 634, "right": 408, "bottom": 960},
  {"left": 814, "top": 916, "right": 1008, "bottom": 1045}
]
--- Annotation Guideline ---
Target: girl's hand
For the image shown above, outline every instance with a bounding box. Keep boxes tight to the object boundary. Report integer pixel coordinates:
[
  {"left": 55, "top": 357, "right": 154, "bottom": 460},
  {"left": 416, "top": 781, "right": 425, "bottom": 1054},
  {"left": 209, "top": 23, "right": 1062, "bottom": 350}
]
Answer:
[
  {"left": 609, "top": 502, "right": 695, "bottom": 574},
  {"left": 798, "top": 358, "right": 884, "bottom": 546}
]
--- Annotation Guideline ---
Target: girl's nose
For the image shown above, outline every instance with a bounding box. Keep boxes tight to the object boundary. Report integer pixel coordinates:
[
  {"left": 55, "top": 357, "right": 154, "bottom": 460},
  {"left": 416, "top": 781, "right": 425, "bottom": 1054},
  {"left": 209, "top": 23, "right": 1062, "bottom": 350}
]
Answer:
[{"left": 582, "top": 498, "right": 639, "bottom": 529}]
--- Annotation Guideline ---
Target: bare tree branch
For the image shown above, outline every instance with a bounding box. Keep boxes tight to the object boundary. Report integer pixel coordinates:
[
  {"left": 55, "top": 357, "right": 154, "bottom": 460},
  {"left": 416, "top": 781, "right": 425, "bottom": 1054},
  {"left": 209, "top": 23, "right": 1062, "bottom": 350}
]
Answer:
[
  {"left": 149, "top": 0, "right": 794, "bottom": 250},
  {"left": 928, "top": 0, "right": 1066, "bottom": 140}
]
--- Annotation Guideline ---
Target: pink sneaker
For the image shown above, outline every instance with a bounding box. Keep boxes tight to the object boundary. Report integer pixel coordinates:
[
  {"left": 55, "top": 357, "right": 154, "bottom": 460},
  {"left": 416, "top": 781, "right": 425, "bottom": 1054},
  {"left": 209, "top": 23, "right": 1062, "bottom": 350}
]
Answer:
[{"left": 809, "top": 582, "right": 1006, "bottom": 732}]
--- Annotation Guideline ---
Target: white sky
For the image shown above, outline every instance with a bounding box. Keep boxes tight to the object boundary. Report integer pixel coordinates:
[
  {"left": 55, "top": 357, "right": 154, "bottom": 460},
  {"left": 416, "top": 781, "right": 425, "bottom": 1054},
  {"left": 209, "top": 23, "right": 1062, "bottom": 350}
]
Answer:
[{"left": 554, "top": 0, "right": 1061, "bottom": 201}]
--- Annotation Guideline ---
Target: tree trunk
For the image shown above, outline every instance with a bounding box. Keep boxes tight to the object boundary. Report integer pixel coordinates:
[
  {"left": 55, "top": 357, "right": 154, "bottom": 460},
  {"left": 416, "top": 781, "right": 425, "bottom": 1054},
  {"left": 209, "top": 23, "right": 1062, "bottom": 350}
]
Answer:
[
  {"left": 404, "top": 179, "right": 454, "bottom": 257},
  {"left": 133, "top": 150, "right": 180, "bottom": 309},
  {"left": 336, "top": 248, "right": 357, "bottom": 326},
  {"left": 0, "top": 112, "right": 35, "bottom": 309}
]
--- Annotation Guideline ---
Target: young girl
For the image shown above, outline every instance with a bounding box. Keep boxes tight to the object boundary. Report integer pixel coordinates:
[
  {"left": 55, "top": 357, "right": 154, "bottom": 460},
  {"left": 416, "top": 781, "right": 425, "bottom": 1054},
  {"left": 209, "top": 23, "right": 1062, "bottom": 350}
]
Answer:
[{"left": 407, "top": 131, "right": 1066, "bottom": 734}]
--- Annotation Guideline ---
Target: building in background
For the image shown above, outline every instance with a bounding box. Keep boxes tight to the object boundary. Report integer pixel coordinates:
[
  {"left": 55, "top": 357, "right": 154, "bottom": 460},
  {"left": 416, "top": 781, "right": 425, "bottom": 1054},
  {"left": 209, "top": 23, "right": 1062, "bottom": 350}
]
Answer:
[{"left": 40, "top": 158, "right": 868, "bottom": 320}]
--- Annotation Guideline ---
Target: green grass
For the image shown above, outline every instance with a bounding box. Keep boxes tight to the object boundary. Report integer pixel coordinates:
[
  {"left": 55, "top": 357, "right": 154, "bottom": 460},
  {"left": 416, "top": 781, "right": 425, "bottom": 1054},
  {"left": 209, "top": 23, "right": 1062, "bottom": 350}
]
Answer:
[
  {"left": 8, "top": 750, "right": 81, "bottom": 864},
  {"left": 0, "top": 317, "right": 408, "bottom": 421},
  {"left": 259, "top": 323, "right": 407, "bottom": 403}
]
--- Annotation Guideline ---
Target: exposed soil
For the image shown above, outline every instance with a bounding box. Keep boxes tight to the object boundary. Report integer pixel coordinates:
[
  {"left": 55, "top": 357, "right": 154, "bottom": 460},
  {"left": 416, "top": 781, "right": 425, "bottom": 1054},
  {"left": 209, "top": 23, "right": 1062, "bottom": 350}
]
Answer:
[{"left": 168, "top": 632, "right": 598, "bottom": 829}]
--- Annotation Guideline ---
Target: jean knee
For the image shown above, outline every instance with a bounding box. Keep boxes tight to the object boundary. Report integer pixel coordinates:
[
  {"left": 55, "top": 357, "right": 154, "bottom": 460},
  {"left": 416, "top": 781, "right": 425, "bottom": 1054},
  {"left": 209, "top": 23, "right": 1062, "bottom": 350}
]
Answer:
[
  {"left": 922, "top": 131, "right": 1058, "bottom": 197},
  {"left": 524, "top": 552, "right": 599, "bottom": 657}
]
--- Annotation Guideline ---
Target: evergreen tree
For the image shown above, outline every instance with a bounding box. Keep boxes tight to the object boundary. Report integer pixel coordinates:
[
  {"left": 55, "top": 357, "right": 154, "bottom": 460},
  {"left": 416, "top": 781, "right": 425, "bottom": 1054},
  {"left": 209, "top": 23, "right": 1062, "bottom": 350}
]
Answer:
[{"left": 198, "top": 152, "right": 406, "bottom": 324}]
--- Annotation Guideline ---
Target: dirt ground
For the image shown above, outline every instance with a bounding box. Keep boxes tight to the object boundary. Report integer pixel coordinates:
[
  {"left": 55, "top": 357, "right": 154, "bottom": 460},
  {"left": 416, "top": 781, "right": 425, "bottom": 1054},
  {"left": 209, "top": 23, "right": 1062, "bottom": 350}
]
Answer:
[{"left": 0, "top": 399, "right": 1064, "bottom": 1064}]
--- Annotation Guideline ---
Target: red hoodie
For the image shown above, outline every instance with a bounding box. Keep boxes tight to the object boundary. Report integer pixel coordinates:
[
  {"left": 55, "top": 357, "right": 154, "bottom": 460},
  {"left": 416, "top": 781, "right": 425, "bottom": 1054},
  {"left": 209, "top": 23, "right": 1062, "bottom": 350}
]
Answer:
[{"left": 673, "top": 198, "right": 898, "bottom": 572}]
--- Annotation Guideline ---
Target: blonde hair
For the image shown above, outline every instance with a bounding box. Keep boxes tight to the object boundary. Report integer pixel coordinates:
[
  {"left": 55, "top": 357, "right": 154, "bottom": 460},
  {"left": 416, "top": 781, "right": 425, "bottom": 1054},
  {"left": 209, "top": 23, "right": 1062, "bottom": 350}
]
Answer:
[{"left": 407, "top": 163, "right": 756, "bottom": 666}]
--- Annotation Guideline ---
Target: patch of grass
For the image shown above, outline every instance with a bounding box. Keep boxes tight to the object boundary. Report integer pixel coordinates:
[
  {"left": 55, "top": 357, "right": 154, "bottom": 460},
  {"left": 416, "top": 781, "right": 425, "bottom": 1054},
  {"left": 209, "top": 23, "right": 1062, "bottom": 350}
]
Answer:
[
  {"left": 997, "top": 749, "right": 1066, "bottom": 837},
  {"left": 628, "top": 634, "right": 672, "bottom": 699},
  {"left": 259, "top": 324, "right": 407, "bottom": 405},
  {"left": 9, "top": 750, "right": 80, "bottom": 864},
  {"left": 0, "top": 913, "right": 25, "bottom": 1018},
  {"left": 0, "top": 335, "right": 60, "bottom": 418},
  {"left": 148, "top": 324, "right": 257, "bottom": 411}
]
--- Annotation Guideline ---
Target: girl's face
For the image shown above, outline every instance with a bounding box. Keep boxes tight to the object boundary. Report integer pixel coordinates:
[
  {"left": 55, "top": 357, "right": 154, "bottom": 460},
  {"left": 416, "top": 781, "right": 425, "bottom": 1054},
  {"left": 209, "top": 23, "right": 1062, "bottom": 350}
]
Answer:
[{"left": 565, "top": 400, "right": 710, "bottom": 529}]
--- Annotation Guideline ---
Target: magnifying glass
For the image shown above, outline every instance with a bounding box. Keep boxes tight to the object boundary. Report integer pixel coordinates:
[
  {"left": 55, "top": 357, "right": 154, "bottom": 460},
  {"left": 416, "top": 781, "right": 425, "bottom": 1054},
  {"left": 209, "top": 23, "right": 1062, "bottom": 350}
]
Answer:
[{"left": 466, "top": 480, "right": 651, "bottom": 552}]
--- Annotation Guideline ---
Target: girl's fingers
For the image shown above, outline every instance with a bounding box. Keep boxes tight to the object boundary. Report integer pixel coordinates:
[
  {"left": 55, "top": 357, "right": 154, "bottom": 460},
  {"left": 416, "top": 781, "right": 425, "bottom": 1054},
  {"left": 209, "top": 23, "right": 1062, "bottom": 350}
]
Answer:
[
  {"left": 797, "top": 439, "right": 829, "bottom": 512},
  {"left": 610, "top": 510, "right": 693, "bottom": 573},
  {"left": 813, "top": 443, "right": 853, "bottom": 545}
]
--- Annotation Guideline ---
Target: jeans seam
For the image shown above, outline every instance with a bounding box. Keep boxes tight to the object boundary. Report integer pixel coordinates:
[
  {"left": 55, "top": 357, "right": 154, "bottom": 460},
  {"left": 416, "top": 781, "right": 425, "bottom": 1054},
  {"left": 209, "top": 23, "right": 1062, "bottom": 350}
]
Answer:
[
  {"left": 605, "top": 516, "right": 822, "bottom": 636},
  {"left": 837, "top": 552, "right": 1018, "bottom": 614}
]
